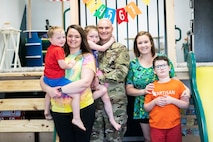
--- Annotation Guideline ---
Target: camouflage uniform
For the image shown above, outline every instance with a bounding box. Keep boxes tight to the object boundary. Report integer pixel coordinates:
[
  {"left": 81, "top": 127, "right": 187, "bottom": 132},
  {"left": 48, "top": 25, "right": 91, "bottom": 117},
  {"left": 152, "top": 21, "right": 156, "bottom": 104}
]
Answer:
[{"left": 90, "top": 42, "right": 130, "bottom": 142}]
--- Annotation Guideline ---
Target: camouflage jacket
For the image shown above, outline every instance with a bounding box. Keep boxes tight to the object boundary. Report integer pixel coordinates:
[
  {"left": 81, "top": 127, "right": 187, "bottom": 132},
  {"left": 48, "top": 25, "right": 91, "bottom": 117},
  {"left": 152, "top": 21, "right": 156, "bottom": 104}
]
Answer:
[{"left": 98, "top": 42, "right": 130, "bottom": 83}]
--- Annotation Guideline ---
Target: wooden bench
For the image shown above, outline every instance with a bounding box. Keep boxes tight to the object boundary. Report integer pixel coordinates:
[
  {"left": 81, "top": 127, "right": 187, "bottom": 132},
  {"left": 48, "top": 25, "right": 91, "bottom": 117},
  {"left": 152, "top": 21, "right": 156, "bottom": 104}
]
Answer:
[{"left": 0, "top": 71, "right": 57, "bottom": 142}]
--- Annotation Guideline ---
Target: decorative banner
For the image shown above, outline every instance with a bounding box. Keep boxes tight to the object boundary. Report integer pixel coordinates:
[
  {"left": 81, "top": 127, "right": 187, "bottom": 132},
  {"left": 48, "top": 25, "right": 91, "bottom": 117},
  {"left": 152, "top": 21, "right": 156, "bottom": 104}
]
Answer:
[
  {"left": 125, "top": 1, "right": 142, "bottom": 19},
  {"left": 116, "top": 8, "right": 128, "bottom": 24},
  {"left": 82, "top": 0, "right": 89, "bottom": 3},
  {"left": 83, "top": 0, "right": 150, "bottom": 24},
  {"left": 86, "top": 0, "right": 102, "bottom": 13},
  {"left": 49, "top": 0, "right": 69, "bottom": 1},
  {"left": 104, "top": 7, "right": 116, "bottom": 24},
  {"left": 142, "top": 0, "right": 151, "bottom": 5},
  {"left": 94, "top": 4, "right": 107, "bottom": 19}
]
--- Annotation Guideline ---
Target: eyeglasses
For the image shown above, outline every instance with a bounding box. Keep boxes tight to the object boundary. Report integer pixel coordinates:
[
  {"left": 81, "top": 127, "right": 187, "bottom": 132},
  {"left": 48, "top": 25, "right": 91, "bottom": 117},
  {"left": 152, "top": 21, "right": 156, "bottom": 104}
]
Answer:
[{"left": 154, "top": 64, "right": 168, "bottom": 70}]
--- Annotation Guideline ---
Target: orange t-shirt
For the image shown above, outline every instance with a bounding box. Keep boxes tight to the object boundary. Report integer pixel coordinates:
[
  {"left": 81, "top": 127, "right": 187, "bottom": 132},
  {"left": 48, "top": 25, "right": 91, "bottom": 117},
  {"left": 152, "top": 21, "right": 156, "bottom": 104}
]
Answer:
[{"left": 144, "top": 79, "right": 185, "bottom": 129}]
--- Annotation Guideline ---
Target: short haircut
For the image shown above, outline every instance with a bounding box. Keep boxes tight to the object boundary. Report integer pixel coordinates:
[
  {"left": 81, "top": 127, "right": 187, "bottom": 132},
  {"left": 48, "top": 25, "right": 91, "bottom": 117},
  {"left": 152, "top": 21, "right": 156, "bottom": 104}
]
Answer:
[
  {"left": 153, "top": 56, "right": 170, "bottom": 67},
  {"left": 47, "top": 26, "right": 64, "bottom": 38}
]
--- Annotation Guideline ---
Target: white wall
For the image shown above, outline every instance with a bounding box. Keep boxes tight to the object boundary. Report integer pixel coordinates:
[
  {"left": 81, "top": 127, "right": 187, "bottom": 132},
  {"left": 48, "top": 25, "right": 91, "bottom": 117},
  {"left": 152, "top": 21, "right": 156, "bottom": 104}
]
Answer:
[
  {"left": 0, "top": 0, "right": 69, "bottom": 30},
  {"left": 0, "top": 0, "right": 25, "bottom": 29},
  {"left": 0, "top": 0, "right": 25, "bottom": 69},
  {"left": 174, "top": 0, "right": 192, "bottom": 62},
  {"left": 30, "top": 0, "right": 70, "bottom": 30}
]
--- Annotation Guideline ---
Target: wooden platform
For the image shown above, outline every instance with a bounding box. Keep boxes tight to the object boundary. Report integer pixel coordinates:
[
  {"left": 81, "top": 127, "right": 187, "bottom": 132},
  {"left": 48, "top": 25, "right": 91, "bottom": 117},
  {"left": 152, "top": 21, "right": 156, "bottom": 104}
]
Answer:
[{"left": 0, "top": 69, "right": 57, "bottom": 142}]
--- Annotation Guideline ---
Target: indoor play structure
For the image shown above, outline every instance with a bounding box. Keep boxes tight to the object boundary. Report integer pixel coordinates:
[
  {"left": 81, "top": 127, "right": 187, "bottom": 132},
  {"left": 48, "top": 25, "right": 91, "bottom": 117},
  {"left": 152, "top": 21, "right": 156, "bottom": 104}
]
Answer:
[
  {"left": 187, "top": 51, "right": 213, "bottom": 142},
  {"left": 1, "top": 0, "right": 213, "bottom": 142}
]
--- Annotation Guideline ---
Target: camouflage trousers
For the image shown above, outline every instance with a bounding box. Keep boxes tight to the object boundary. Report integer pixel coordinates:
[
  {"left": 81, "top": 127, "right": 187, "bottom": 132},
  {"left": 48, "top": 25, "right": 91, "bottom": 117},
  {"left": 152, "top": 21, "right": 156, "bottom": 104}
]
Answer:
[{"left": 90, "top": 82, "right": 128, "bottom": 142}]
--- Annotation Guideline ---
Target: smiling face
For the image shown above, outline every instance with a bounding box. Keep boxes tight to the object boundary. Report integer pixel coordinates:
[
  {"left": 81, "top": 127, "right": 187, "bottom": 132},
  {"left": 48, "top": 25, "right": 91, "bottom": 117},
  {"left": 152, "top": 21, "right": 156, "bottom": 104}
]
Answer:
[
  {"left": 87, "top": 29, "right": 100, "bottom": 44},
  {"left": 153, "top": 56, "right": 171, "bottom": 79},
  {"left": 48, "top": 27, "right": 66, "bottom": 47},
  {"left": 49, "top": 30, "right": 66, "bottom": 47},
  {"left": 66, "top": 28, "right": 82, "bottom": 52},
  {"left": 97, "top": 19, "right": 113, "bottom": 44},
  {"left": 154, "top": 60, "right": 170, "bottom": 79},
  {"left": 133, "top": 31, "right": 156, "bottom": 57},
  {"left": 136, "top": 34, "right": 152, "bottom": 55}
]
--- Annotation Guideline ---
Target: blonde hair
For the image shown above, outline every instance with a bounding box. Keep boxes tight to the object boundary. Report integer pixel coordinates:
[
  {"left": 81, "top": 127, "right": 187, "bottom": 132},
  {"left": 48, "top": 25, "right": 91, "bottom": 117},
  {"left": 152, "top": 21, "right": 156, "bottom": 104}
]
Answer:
[
  {"left": 47, "top": 26, "right": 64, "bottom": 38},
  {"left": 84, "top": 25, "right": 98, "bottom": 36}
]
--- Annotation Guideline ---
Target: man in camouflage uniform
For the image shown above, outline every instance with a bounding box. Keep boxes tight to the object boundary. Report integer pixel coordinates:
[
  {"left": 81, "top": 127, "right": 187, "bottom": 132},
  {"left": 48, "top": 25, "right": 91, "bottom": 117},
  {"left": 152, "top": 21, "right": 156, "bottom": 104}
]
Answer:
[{"left": 90, "top": 18, "right": 130, "bottom": 142}]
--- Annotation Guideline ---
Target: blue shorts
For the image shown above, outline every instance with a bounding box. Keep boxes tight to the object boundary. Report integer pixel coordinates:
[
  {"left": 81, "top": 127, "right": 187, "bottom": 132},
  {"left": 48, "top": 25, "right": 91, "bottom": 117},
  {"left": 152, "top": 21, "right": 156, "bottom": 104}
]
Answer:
[{"left": 43, "top": 76, "right": 71, "bottom": 87}]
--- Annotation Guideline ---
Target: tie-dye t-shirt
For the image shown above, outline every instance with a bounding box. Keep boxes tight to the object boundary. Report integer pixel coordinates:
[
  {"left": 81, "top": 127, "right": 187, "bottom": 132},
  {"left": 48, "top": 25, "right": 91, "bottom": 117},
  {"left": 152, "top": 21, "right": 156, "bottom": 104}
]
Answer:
[
  {"left": 51, "top": 51, "right": 96, "bottom": 113},
  {"left": 126, "top": 53, "right": 175, "bottom": 120}
]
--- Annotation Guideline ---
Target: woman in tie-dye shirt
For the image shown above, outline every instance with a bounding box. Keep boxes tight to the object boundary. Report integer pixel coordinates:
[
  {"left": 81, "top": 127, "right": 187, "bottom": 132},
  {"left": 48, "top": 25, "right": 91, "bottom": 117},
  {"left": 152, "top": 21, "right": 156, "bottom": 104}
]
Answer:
[{"left": 40, "top": 25, "right": 96, "bottom": 142}]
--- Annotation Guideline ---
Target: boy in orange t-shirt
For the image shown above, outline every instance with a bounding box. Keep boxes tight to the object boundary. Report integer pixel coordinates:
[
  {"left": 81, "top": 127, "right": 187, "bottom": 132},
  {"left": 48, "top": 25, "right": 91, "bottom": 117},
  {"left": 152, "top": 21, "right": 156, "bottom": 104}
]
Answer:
[{"left": 144, "top": 56, "right": 190, "bottom": 142}]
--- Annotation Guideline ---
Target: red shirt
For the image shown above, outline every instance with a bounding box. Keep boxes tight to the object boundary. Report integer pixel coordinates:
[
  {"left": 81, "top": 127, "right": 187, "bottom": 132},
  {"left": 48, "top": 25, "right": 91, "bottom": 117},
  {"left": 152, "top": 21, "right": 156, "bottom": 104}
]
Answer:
[{"left": 44, "top": 45, "right": 65, "bottom": 78}]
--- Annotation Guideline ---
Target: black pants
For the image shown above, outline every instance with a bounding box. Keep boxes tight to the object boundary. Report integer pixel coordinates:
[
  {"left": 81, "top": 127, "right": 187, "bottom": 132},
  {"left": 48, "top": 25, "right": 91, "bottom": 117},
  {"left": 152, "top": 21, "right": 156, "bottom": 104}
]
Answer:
[{"left": 51, "top": 103, "right": 95, "bottom": 142}]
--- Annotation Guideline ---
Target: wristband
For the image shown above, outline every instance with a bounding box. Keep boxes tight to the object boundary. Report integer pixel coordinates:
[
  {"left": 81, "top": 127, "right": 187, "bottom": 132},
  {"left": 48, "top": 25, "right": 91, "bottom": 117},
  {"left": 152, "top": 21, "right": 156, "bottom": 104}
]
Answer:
[{"left": 57, "top": 87, "right": 63, "bottom": 93}]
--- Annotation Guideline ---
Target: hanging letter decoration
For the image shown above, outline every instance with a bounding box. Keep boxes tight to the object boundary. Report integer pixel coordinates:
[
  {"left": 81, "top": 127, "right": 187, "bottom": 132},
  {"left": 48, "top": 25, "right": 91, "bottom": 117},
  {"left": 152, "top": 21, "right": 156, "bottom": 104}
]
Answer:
[
  {"left": 116, "top": 8, "right": 128, "bottom": 24},
  {"left": 82, "top": 0, "right": 150, "bottom": 24},
  {"left": 104, "top": 8, "right": 116, "bottom": 24},
  {"left": 125, "top": 1, "right": 142, "bottom": 19},
  {"left": 94, "top": 4, "right": 107, "bottom": 19}
]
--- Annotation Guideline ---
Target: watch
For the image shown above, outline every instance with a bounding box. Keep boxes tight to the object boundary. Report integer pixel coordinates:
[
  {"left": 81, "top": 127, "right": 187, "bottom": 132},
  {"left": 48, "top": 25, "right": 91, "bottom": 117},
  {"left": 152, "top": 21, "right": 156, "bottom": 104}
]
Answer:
[{"left": 57, "top": 87, "right": 63, "bottom": 93}]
